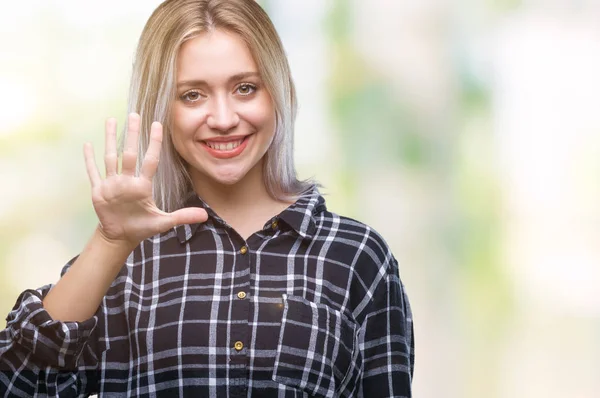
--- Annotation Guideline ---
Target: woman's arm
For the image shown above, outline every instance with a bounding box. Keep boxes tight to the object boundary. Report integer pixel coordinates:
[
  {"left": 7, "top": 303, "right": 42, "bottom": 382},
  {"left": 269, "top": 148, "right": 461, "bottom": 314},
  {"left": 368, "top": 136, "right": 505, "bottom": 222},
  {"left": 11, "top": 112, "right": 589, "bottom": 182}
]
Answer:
[
  {"left": 1, "top": 259, "right": 107, "bottom": 396},
  {"left": 359, "top": 257, "right": 414, "bottom": 397},
  {"left": 1, "top": 113, "right": 208, "bottom": 396},
  {"left": 42, "top": 227, "right": 134, "bottom": 322},
  {"left": 43, "top": 114, "right": 207, "bottom": 323}
]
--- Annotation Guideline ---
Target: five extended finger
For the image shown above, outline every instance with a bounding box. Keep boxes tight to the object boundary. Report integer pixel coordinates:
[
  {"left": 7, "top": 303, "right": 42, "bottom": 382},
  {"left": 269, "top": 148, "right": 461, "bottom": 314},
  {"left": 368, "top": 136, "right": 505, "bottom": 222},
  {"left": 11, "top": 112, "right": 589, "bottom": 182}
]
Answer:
[
  {"left": 121, "top": 113, "right": 140, "bottom": 175},
  {"left": 84, "top": 143, "right": 101, "bottom": 188},
  {"left": 140, "top": 121, "right": 163, "bottom": 180},
  {"left": 104, "top": 118, "right": 118, "bottom": 176}
]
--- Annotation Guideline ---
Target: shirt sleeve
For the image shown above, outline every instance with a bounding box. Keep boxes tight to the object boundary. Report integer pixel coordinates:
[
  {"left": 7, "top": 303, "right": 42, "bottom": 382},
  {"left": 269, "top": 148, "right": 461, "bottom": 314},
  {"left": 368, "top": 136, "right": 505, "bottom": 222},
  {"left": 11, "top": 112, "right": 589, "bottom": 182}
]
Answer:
[
  {"left": 0, "top": 260, "right": 102, "bottom": 397},
  {"left": 359, "top": 256, "right": 414, "bottom": 397}
]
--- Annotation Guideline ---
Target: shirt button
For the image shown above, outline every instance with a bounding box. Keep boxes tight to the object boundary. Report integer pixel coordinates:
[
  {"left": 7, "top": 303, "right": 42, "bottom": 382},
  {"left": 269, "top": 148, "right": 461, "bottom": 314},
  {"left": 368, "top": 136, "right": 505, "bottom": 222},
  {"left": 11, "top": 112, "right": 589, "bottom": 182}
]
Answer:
[
  {"left": 240, "top": 246, "right": 248, "bottom": 255},
  {"left": 234, "top": 341, "right": 244, "bottom": 351},
  {"left": 271, "top": 220, "right": 278, "bottom": 229},
  {"left": 237, "top": 291, "right": 247, "bottom": 299}
]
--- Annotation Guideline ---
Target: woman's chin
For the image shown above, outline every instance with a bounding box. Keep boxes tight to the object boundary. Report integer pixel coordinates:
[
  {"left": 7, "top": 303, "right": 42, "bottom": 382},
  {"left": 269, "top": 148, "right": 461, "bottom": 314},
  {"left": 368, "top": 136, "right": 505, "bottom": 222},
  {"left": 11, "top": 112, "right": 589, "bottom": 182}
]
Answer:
[
  {"left": 210, "top": 169, "right": 248, "bottom": 186},
  {"left": 190, "top": 159, "right": 263, "bottom": 189}
]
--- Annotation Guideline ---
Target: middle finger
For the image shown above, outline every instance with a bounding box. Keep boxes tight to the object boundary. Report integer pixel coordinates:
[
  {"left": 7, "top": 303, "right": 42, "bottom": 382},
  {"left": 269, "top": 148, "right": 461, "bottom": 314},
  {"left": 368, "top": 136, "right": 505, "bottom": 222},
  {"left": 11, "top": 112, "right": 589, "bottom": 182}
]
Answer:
[{"left": 121, "top": 112, "right": 140, "bottom": 175}]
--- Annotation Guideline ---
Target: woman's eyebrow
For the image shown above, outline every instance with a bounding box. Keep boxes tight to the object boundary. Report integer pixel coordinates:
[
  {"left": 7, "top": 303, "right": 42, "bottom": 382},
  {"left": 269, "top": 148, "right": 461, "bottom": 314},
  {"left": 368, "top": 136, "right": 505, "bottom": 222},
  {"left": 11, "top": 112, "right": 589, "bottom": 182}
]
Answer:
[{"left": 177, "top": 72, "right": 261, "bottom": 89}]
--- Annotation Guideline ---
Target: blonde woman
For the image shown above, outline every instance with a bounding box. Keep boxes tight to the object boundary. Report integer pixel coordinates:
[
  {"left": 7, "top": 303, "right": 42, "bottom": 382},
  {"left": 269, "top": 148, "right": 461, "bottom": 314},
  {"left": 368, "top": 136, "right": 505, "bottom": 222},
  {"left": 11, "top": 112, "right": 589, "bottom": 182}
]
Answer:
[{"left": 0, "top": 0, "right": 414, "bottom": 396}]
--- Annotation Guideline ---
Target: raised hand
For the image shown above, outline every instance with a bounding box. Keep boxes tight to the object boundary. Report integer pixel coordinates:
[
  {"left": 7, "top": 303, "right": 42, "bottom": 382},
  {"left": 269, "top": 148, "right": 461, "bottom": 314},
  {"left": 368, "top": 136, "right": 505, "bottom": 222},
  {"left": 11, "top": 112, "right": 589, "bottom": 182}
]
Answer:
[{"left": 83, "top": 113, "right": 208, "bottom": 248}]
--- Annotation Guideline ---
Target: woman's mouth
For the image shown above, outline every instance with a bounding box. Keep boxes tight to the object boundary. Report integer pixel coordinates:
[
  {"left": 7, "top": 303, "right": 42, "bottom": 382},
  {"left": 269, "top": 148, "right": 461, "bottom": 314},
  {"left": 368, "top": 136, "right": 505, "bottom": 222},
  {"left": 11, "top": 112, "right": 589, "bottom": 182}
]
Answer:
[
  {"left": 204, "top": 138, "right": 244, "bottom": 151},
  {"left": 200, "top": 135, "right": 251, "bottom": 159}
]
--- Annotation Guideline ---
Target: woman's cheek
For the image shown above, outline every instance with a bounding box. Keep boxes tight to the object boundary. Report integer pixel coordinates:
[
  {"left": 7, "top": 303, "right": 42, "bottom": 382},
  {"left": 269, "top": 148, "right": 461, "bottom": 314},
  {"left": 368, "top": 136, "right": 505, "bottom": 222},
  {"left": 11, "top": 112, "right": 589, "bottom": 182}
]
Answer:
[
  {"left": 173, "top": 105, "right": 206, "bottom": 135},
  {"left": 245, "top": 99, "right": 276, "bottom": 128}
]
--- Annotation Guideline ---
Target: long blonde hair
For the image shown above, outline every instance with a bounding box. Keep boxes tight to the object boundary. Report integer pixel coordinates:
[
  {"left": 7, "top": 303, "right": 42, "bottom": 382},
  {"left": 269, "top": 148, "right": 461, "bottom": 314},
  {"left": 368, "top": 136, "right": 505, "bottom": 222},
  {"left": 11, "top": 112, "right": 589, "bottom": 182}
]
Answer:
[{"left": 126, "top": 0, "right": 315, "bottom": 212}]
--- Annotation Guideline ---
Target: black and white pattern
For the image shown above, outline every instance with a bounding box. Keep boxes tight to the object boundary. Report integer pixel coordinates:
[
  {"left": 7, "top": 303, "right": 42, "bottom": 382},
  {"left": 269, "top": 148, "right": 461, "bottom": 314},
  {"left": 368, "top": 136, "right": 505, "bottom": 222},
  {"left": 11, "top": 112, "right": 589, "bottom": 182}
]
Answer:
[{"left": 0, "top": 187, "right": 414, "bottom": 397}]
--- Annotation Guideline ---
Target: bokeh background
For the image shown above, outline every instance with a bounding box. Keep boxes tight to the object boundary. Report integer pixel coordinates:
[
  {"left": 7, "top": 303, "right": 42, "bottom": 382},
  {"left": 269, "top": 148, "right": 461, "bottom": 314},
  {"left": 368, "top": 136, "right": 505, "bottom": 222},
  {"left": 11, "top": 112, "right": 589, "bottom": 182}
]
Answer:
[{"left": 1, "top": 0, "right": 599, "bottom": 397}]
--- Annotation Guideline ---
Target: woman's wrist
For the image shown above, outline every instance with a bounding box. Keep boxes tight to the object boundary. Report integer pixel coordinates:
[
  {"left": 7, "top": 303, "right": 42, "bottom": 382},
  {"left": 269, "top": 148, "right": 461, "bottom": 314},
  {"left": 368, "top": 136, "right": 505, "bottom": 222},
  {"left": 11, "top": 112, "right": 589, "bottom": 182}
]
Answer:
[{"left": 93, "top": 225, "right": 139, "bottom": 256}]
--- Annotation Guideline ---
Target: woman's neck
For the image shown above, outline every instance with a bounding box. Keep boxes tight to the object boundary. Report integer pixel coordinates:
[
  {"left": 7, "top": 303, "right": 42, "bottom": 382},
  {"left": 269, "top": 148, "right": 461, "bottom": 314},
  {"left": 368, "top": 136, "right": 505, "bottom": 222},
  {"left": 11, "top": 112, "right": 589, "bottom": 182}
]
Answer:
[{"left": 189, "top": 161, "right": 294, "bottom": 237}]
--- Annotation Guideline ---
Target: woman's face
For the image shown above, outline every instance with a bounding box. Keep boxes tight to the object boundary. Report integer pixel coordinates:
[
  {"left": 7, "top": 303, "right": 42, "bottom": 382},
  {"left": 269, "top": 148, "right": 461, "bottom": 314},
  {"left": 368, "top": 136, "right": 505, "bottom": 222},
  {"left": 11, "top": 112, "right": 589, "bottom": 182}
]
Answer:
[{"left": 171, "top": 29, "right": 276, "bottom": 187}]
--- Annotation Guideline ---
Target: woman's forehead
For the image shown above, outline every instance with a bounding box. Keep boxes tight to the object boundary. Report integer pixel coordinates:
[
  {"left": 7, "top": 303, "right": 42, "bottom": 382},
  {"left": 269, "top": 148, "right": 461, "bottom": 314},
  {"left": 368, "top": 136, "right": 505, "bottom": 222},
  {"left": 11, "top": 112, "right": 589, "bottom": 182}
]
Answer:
[{"left": 177, "top": 30, "right": 258, "bottom": 83}]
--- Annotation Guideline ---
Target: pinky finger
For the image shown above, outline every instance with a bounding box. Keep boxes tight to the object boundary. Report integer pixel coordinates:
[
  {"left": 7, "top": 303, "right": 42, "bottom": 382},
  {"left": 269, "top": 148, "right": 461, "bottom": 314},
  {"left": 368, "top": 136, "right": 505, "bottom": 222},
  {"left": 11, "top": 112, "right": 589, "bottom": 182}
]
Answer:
[{"left": 84, "top": 143, "right": 102, "bottom": 188}]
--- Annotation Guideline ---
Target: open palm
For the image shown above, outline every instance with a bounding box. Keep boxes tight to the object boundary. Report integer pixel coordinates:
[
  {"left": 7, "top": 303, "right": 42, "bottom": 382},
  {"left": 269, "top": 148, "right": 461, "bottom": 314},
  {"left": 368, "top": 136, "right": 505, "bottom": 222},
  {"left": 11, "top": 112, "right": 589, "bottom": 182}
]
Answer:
[{"left": 83, "top": 113, "right": 208, "bottom": 247}]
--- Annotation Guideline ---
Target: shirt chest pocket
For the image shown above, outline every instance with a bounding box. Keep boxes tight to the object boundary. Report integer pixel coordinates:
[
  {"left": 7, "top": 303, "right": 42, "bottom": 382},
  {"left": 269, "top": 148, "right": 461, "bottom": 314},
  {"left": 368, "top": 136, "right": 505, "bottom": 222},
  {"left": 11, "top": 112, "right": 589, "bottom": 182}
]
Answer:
[{"left": 272, "top": 294, "right": 360, "bottom": 398}]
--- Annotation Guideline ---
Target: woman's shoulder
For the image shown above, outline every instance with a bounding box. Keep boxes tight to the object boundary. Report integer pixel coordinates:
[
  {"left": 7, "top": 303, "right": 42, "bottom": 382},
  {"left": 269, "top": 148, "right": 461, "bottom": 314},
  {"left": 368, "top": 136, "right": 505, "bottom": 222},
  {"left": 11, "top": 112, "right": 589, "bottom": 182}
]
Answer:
[{"left": 314, "top": 209, "right": 398, "bottom": 270}]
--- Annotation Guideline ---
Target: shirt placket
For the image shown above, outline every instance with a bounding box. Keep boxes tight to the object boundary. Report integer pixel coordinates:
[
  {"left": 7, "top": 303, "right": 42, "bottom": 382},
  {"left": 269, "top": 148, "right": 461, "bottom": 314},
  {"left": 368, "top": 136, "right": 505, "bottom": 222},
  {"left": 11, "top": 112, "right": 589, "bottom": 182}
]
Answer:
[{"left": 228, "top": 239, "right": 252, "bottom": 397}]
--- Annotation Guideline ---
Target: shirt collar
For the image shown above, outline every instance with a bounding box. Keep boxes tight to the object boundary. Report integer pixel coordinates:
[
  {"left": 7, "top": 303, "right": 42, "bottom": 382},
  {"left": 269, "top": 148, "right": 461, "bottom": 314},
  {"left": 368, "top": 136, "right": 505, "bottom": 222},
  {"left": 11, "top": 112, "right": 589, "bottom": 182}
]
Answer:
[
  {"left": 277, "top": 186, "right": 325, "bottom": 239},
  {"left": 174, "top": 194, "right": 216, "bottom": 244},
  {"left": 173, "top": 185, "right": 326, "bottom": 244}
]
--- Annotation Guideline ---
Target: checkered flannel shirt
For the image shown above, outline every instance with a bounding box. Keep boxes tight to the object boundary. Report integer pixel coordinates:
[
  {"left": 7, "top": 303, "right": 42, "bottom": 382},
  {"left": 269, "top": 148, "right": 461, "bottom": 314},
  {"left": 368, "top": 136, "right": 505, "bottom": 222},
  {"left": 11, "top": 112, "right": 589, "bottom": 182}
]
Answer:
[{"left": 0, "top": 187, "right": 414, "bottom": 397}]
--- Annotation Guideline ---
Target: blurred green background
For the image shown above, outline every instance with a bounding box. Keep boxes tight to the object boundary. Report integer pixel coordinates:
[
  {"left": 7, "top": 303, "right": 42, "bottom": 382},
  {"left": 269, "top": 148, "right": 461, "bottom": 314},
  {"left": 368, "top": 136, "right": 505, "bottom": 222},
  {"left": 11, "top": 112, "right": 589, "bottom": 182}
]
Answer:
[{"left": 1, "top": 1, "right": 599, "bottom": 397}]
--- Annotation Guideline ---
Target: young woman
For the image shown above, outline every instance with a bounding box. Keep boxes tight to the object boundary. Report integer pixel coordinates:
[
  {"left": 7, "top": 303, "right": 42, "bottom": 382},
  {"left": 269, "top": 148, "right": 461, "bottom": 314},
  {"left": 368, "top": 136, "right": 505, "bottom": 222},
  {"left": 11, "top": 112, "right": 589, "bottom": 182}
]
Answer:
[{"left": 0, "top": 0, "right": 414, "bottom": 396}]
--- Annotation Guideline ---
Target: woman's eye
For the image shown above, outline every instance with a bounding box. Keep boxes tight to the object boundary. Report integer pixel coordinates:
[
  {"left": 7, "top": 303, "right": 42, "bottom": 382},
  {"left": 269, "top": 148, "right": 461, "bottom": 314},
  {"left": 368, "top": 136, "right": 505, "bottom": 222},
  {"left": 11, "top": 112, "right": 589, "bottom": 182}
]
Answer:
[
  {"left": 181, "top": 91, "right": 202, "bottom": 102},
  {"left": 236, "top": 83, "right": 256, "bottom": 96}
]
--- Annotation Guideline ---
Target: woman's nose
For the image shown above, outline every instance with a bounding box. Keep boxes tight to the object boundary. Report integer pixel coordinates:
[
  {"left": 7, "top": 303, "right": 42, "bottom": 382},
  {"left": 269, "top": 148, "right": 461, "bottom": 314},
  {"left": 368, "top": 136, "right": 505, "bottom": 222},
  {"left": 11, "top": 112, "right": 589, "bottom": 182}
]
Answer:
[{"left": 206, "top": 95, "right": 240, "bottom": 132}]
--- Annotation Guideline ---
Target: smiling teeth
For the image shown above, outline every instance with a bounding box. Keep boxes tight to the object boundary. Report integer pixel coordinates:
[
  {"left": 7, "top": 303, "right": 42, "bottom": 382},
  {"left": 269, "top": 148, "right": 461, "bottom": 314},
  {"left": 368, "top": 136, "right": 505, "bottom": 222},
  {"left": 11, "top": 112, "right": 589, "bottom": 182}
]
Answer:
[{"left": 206, "top": 139, "right": 243, "bottom": 151}]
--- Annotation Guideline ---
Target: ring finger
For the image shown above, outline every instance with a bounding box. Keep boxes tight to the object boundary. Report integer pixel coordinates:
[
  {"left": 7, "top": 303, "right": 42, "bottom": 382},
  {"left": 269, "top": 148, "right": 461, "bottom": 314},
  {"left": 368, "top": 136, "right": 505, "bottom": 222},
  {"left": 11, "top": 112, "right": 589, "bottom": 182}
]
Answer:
[{"left": 104, "top": 118, "right": 118, "bottom": 176}]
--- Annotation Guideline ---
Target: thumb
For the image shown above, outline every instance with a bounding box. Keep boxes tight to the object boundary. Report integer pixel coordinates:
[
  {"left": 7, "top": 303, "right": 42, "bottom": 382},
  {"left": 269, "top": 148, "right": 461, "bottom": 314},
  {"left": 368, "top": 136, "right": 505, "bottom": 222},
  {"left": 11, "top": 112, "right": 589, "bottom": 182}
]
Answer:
[{"left": 166, "top": 207, "right": 209, "bottom": 229}]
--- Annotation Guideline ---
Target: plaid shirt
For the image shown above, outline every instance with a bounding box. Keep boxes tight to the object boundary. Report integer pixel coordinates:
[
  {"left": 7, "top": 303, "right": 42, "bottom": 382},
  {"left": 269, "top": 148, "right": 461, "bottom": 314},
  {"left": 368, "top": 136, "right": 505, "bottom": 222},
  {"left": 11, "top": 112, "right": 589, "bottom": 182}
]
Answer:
[{"left": 0, "top": 188, "right": 414, "bottom": 397}]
